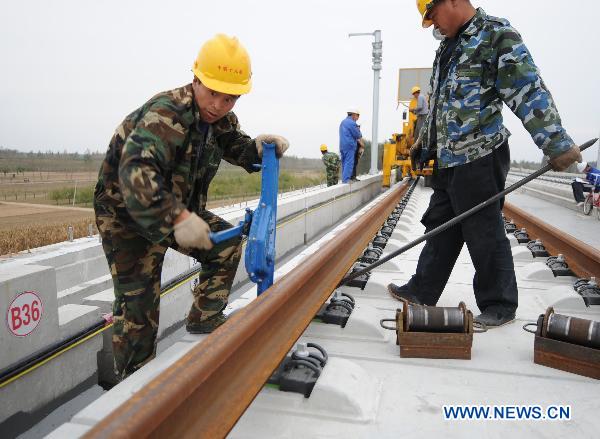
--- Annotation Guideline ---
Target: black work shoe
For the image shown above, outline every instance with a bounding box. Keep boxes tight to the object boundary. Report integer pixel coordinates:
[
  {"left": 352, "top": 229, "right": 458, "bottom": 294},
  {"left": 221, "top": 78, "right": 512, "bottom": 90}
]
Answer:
[
  {"left": 474, "top": 308, "right": 515, "bottom": 328},
  {"left": 387, "top": 283, "right": 423, "bottom": 305},
  {"left": 186, "top": 312, "right": 227, "bottom": 334}
]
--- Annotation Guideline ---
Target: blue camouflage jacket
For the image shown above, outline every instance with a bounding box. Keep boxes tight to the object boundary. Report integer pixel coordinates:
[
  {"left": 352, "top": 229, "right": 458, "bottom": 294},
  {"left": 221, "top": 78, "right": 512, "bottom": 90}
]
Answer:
[{"left": 421, "top": 8, "right": 574, "bottom": 168}]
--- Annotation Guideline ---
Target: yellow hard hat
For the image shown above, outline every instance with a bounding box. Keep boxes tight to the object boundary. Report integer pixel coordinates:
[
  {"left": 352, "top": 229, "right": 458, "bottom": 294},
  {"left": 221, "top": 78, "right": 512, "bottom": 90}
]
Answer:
[
  {"left": 320, "top": 144, "right": 328, "bottom": 152},
  {"left": 416, "top": 0, "right": 436, "bottom": 28},
  {"left": 192, "top": 34, "right": 252, "bottom": 95},
  {"left": 411, "top": 86, "right": 421, "bottom": 94}
]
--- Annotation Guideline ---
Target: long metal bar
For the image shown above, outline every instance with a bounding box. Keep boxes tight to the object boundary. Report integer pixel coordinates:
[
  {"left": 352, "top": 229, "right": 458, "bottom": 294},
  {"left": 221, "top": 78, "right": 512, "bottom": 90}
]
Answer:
[
  {"left": 341, "top": 138, "right": 599, "bottom": 284},
  {"left": 503, "top": 203, "right": 600, "bottom": 279},
  {"left": 84, "top": 181, "right": 408, "bottom": 439}
]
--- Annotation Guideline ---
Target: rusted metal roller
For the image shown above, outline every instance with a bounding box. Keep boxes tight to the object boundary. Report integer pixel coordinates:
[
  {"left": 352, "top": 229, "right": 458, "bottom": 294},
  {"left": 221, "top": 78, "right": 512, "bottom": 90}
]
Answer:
[
  {"left": 523, "top": 306, "right": 600, "bottom": 379},
  {"left": 405, "top": 302, "right": 468, "bottom": 334},
  {"left": 543, "top": 308, "right": 600, "bottom": 349}
]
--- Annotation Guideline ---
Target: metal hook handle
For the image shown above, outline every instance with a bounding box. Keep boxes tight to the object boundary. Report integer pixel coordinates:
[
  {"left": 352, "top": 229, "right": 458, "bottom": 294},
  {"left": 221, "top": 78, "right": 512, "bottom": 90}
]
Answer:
[
  {"left": 380, "top": 318, "right": 397, "bottom": 331},
  {"left": 522, "top": 322, "right": 538, "bottom": 334}
]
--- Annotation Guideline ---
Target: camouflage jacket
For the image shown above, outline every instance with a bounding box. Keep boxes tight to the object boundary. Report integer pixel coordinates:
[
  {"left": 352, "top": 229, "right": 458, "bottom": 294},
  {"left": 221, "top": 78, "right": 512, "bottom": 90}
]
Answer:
[
  {"left": 94, "top": 83, "right": 260, "bottom": 243},
  {"left": 421, "top": 8, "right": 573, "bottom": 168},
  {"left": 322, "top": 152, "right": 340, "bottom": 170}
]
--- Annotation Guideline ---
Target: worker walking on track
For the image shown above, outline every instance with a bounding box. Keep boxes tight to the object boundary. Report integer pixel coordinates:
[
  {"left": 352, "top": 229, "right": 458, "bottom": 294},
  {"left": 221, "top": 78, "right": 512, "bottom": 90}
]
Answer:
[
  {"left": 320, "top": 144, "right": 341, "bottom": 186},
  {"left": 387, "top": 0, "right": 583, "bottom": 327},
  {"left": 94, "top": 34, "right": 289, "bottom": 381},
  {"left": 339, "top": 109, "right": 364, "bottom": 183}
]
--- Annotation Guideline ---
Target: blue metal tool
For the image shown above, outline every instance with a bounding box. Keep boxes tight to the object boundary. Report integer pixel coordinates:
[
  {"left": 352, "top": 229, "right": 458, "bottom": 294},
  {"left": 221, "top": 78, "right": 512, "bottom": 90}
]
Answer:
[
  {"left": 208, "top": 142, "right": 280, "bottom": 295},
  {"left": 209, "top": 209, "right": 253, "bottom": 245},
  {"left": 245, "top": 143, "right": 279, "bottom": 295}
]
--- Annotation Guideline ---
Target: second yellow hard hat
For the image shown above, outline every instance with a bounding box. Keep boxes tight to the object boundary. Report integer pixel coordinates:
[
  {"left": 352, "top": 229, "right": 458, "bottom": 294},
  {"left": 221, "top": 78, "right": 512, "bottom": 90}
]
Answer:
[
  {"left": 320, "top": 144, "right": 328, "bottom": 152},
  {"left": 192, "top": 34, "right": 252, "bottom": 95}
]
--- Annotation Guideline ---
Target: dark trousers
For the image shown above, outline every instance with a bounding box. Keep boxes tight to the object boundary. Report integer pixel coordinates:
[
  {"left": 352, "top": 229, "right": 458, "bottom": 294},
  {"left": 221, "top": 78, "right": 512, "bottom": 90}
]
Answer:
[
  {"left": 414, "top": 115, "right": 426, "bottom": 141},
  {"left": 405, "top": 142, "right": 518, "bottom": 313},
  {"left": 571, "top": 181, "right": 592, "bottom": 203},
  {"left": 351, "top": 144, "right": 360, "bottom": 179}
]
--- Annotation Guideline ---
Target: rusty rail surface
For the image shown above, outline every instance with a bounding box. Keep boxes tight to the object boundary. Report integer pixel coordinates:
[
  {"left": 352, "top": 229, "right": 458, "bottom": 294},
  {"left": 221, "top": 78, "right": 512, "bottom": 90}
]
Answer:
[
  {"left": 84, "top": 182, "right": 408, "bottom": 439},
  {"left": 504, "top": 202, "right": 600, "bottom": 279}
]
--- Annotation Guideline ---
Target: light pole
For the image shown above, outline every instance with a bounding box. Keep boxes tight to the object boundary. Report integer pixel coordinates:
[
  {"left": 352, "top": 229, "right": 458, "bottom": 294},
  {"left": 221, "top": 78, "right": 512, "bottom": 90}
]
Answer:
[
  {"left": 597, "top": 129, "right": 600, "bottom": 167},
  {"left": 349, "top": 30, "right": 382, "bottom": 175}
]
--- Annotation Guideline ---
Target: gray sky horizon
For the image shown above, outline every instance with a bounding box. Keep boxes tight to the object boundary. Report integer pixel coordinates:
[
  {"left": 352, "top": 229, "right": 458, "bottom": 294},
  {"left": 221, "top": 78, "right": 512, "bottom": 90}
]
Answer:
[{"left": 1, "top": 0, "right": 599, "bottom": 163}]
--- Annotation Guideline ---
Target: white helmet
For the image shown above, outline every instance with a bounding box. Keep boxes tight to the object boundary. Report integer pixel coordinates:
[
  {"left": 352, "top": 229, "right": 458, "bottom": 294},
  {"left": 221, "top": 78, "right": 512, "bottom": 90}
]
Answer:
[
  {"left": 577, "top": 162, "right": 589, "bottom": 173},
  {"left": 347, "top": 108, "right": 360, "bottom": 115}
]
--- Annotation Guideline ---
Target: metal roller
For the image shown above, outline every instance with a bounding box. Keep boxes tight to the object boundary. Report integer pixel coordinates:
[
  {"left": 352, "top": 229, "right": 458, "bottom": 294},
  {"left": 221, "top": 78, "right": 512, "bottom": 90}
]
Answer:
[
  {"left": 405, "top": 302, "right": 467, "bottom": 333},
  {"left": 545, "top": 309, "right": 600, "bottom": 349}
]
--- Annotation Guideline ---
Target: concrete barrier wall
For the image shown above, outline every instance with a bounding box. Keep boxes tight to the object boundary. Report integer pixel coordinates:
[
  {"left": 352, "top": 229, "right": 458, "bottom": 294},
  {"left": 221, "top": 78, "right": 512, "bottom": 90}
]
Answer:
[{"left": 0, "top": 175, "right": 383, "bottom": 423}]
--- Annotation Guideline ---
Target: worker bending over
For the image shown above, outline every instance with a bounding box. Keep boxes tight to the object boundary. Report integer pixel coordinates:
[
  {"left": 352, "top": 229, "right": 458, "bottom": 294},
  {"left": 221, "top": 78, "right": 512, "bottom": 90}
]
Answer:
[
  {"left": 388, "top": 0, "right": 582, "bottom": 327},
  {"left": 94, "top": 34, "right": 288, "bottom": 380}
]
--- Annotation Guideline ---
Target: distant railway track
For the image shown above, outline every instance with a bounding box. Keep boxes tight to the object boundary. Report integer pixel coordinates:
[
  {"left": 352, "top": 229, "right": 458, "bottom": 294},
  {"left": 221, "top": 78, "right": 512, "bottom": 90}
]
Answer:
[
  {"left": 507, "top": 170, "right": 574, "bottom": 185},
  {"left": 78, "top": 182, "right": 598, "bottom": 438},
  {"left": 503, "top": 202, "right": 600, "bottom": 279}
]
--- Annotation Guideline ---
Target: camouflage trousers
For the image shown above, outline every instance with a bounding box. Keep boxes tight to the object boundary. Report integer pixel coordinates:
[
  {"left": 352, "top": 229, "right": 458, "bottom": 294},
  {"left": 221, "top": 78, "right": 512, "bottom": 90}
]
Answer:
[
  {"left": 326, "top": 167, "right": 339, "bottom": 186},
  {"left": 96, "top": 210, "right": 242, "bottom": 380}
]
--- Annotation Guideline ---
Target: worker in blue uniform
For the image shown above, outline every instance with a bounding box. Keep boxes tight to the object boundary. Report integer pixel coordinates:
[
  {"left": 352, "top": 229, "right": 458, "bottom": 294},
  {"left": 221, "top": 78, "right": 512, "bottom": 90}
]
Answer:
[
  {"left": 339, "top": 109, "right": 363, "bottom": 183},
  {"left": 572, "top": 161, "right": 600, "bottom": 206}
]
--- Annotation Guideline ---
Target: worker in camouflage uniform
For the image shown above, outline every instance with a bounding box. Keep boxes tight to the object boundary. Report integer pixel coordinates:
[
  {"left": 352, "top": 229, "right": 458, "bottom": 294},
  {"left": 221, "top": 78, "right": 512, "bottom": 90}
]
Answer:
[
  {"left": 320, "top": 144, "right": 341, "bottom": 186},
  {"left": 94, "top": 34, "right": 289, "bottom": 380},
  {"left": 388, "top": 0, "right": 582, "bottom": 327}
]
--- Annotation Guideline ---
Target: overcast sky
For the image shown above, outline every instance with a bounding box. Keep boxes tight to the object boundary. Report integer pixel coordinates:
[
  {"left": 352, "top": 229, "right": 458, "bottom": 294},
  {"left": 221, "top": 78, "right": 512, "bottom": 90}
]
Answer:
[{"left": 1, "top": 0, "right": 599, "bottom": 163}]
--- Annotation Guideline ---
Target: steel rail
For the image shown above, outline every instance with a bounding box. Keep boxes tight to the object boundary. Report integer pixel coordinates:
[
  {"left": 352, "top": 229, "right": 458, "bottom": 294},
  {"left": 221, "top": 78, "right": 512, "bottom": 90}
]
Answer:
[
  {"left": 0, "top": 183, "right": 375, "bottom": 390},
  {"left": 503, "top": 202, "right": 600, "bottom": 279},
  {"left": 84, "top": 181, "right": 408, "bottom": 439}
]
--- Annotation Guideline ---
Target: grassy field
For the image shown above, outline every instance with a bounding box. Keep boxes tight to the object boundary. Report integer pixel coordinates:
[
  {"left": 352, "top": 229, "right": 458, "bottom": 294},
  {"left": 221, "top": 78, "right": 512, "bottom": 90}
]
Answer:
[
  {"left": 0, "top": 203, "right": 95, "bottom": 256},
  {"left": 0, "top": 168, "right": 326, "bottom": 256},
  {"left": 0, "top": 168, "right": 325, "bottom": 207},
  {"left": 0, "top": 149, "right": 325, "bottom": 256}
]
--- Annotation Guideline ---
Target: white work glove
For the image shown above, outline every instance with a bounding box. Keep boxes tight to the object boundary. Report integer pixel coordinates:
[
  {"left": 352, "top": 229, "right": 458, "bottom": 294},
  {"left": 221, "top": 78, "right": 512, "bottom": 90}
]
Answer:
[
  {"left": 549, "top": 145, "right": 582, "bottom": 172},
  {"left": 255, "top": 134, "right": 289, "bottom": 158},
  {"left": 174, "top": 212, "right": 213, "bottom": 250}
]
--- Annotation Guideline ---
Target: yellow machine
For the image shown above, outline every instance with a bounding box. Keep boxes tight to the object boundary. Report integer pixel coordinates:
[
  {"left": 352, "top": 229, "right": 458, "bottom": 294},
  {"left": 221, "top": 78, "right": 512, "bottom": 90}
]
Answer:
[{"left": 383, "top": 68, "right": 434, "bottom": 187}]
